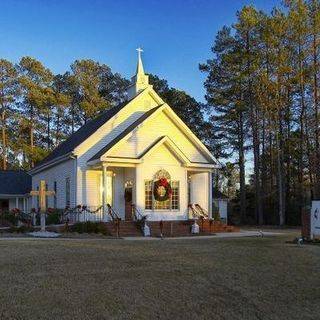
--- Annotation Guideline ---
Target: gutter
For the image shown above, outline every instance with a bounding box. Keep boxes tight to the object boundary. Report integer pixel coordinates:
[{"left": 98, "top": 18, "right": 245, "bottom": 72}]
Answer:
[
  {"left": 28, "top": 152, "right": 76, "bottom": 175},
  {"left": 0, "top": 193, "right": 31, "bottom": 198}
]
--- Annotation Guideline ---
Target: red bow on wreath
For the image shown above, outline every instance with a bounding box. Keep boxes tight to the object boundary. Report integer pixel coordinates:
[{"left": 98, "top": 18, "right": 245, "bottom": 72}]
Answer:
[{"left": 159, "top": 178, "right": 169, "bottom": 187}]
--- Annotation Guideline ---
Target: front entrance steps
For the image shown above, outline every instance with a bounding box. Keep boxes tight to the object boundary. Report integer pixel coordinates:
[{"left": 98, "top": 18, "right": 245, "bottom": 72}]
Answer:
[{"left": 103, "top": 220, "right": 239, "bottom": 237}]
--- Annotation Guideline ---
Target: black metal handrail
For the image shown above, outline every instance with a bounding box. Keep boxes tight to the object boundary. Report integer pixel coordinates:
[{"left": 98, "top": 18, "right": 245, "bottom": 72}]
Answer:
[
  {"left": 188, "top": 204, "right": 209, "bottom": 219},
  {"left": 106, "top": 204, "right": 121, "bottom": 222},
  {"left": 131, "top": 204, "right": 146, "bottom": 222},
  {"left": 194, "top": 204, "right": 209, "bottom": 219}
]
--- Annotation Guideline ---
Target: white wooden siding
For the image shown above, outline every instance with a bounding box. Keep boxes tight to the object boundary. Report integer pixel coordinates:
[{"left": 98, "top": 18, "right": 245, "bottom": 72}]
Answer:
[
  {"left": 31, "top": 159, "right": 76, "bottom": 209},
  {"left": 135, "top": 144, "right": 188, "bottom": 221},
  {"left": 189, "top": 172, "right": 209, "bottom": 213},
  {"left": 76, "top": 91, "right": 159, "bottom": 204}
]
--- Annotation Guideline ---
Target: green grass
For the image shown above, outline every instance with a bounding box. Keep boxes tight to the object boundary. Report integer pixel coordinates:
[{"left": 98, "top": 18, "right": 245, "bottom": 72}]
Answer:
[{"left": 0, "top": 234, "right": 319, "bottom": 320}]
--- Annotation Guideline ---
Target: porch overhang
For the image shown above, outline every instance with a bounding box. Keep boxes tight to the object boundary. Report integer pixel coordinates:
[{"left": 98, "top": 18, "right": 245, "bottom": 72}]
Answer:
[
  {"left": 87, "top": 158, "right": 140, "bottom": 168},
  {"left": 87, "top": 135, "right": 219, "bottom": 170}
]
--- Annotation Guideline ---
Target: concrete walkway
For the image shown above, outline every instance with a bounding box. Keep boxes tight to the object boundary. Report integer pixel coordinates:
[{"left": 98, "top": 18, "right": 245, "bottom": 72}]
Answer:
[
  {"left": 123, "top": 230, "right": 285, "bottom": 241},
  {"left": 0, "top": 230, "right": 292, "bottom": 241}
]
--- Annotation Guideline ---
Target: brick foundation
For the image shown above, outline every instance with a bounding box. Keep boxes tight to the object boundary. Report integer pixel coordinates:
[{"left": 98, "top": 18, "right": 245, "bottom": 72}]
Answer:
[{"left": 301, "top": 209, "right": 310, "bottom": 239}]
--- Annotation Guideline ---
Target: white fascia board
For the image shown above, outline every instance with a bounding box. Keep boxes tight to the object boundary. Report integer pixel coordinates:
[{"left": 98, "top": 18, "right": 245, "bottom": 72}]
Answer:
[
  {"left": 103, "top": 157, "right": 142, "bottom": 163},
  {"left": 186, "top": 163, "right": 217, "bottom": 169},
  {"left": 28, "top": 152, "right": 75, "bottom": 175},
  {"left": 162, "top": 106, "right": 218, "bottom": 164},
  {"left": 140, "top": 136, "right": 190, "bottom": 165}
]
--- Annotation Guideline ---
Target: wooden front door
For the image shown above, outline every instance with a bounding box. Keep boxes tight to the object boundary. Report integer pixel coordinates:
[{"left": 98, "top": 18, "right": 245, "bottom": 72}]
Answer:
[{"left": 124, "top": 187, "right": 133, "bottom": 220}]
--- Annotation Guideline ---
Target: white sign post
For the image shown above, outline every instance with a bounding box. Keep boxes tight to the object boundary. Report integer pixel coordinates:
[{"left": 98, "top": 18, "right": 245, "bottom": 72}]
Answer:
[{"left": 310, "top": 201, "right": 320, "bottom": 239}]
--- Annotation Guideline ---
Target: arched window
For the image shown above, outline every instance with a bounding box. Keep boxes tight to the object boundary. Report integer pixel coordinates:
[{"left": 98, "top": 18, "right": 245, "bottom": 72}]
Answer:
[{"left": 145, "top": 169, "right": 179, "bottom": 211}]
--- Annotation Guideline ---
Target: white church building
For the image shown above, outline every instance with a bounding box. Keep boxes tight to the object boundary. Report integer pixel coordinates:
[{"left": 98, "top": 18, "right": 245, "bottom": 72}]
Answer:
[{"left": 29, "top": 51, "right": 219, "bottom": 221}]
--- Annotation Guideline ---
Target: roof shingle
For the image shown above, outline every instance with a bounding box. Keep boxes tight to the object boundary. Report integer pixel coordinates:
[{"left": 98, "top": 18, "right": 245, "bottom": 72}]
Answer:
[{"left": 0, "top": 171, "right": 31, "bottom": 195}]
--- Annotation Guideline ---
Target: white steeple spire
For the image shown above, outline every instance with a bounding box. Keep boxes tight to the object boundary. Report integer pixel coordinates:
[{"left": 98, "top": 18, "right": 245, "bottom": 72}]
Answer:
[
  {"left": 136, "top": 47, "right": 145, "bottom": 75},
  {"left": 127, "top": 47, "right": 150, "bottom": 99}
]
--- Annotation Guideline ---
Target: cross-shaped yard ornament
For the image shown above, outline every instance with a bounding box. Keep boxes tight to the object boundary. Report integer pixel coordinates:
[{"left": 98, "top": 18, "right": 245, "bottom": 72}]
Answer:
[{"left": 30, "top": 180, "right": 55, "bottom": 232}]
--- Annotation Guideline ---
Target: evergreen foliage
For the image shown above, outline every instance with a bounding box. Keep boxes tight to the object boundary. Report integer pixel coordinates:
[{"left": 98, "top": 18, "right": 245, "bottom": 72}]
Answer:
[{"left": 201, "top": 0, "right": 320, "bottom": 225}]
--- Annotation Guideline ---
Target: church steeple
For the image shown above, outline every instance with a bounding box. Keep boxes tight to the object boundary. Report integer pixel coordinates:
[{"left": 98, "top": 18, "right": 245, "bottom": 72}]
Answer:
[
  {"left": 127, "top": 47, "right": 150, "bottom": 99},
  {"left": 136, "top": 47, "right": 145, "bottom": 76}
]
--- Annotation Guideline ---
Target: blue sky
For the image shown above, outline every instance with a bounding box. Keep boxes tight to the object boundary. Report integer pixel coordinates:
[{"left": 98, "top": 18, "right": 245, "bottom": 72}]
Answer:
[{"left": 1, "top": 0, "right": 279, "bottom": 102}]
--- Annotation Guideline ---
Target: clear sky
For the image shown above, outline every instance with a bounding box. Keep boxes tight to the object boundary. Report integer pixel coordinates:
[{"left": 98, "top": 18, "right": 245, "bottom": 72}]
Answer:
[{"left": 0, "top": 0, "right": 279, "bottom": 102}]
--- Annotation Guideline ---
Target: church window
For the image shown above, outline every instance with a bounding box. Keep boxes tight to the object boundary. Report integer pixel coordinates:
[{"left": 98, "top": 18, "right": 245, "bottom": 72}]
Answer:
[
  {"left": 171, "top": 181, "right": 180, "bottom": 210},
  {"left": 46, "top": 184, "right": 48, "bottom": 208},
  {"left": 36, "top": 186, "right": 39, "bottom": 208},
  {"left": 54, "top": 181, "right": 57, "bottom": 208},
  {"left": 145, "top": 180, "right": 153, "bottom": 210},
  {"left": 65, "top": 178, "right": 70, "bottom": 207},
  {"left": 144, "top": 179, "right": 180, "bottom": 210}
]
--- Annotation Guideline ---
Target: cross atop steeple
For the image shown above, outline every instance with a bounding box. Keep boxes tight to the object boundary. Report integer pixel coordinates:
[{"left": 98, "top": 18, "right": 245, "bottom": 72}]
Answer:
[
  {"left": 127, "top": 47, "right": 150, "bottom": 99},
  {"left": 136, "top": 47, "right": 145, "bottom": 75}
]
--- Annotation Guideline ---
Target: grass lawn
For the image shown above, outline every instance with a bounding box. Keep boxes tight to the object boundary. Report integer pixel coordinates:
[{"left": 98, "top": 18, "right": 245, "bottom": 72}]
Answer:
[{"left": 0, "top": 233, "right": 319, "bottom": 320}]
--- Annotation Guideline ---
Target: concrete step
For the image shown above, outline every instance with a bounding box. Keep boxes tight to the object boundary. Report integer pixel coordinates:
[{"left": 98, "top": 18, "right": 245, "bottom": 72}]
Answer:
[{"left": 102, "top": 220, "right": 239, "bottom": 237}]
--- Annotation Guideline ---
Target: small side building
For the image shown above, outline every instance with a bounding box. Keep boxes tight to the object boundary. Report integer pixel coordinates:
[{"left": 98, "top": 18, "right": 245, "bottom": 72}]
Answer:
[
  {"left": 213, "top": 189, "right": 229, "bottom": 223},
  {"left": 0, "top": 170, "right": 31, "bottom": 212}
]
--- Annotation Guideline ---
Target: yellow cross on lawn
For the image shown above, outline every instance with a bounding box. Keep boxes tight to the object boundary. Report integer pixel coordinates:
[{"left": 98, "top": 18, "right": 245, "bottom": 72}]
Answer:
[
  {"left": 30, "top": 180, "right": 55, "bottom": 213},
  {"left": 30, "top": 180, "right": 55, "bottom": 232}
]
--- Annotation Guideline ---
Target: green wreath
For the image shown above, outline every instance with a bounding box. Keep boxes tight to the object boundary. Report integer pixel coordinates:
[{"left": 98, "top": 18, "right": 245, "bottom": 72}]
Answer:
[{"left": 153, "top": 178, "right": 172, "bottom": 202}]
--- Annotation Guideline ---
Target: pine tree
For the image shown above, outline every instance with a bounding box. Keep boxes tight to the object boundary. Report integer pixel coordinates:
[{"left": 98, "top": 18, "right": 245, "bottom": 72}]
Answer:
[
  {"left": 17, "top": 57, "right": 54, "bottom": 168},
  {"left": 0, "top": 59, "right": 18, "bottom": 170},
  {"left": 200, "top": 26, "right": 248, "bottom": 222}
]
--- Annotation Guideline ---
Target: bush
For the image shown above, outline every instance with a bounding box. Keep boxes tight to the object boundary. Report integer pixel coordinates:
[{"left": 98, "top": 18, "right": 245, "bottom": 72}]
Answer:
[
  {"left": 0, "top": 212, "right": 19, "bottom": 226},
  {"left": 70, "top": 222, "right": 110, "bottom": 236},
  {"left": 8, "top": 225, "right": 35, "bottom": 233},
  {"left": 46, "top": 212, "right": 61, "bottom": 225}
]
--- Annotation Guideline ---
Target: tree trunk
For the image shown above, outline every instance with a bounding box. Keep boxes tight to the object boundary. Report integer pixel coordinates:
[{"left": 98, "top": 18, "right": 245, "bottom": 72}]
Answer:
[
  {"left": 1, "top": 110, "right": 7, "bottom": 170},
  {"left": 238, "top": 110, "right": 246, "bottom": 223},
  {"left": 312, "top": 30, "right": 320, "bottom": 199}
]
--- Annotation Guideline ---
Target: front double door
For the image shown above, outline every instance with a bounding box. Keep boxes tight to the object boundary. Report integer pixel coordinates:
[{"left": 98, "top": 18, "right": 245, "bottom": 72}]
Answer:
[{"left": 124, "top": 185, "right": 133, "bottom": 221}]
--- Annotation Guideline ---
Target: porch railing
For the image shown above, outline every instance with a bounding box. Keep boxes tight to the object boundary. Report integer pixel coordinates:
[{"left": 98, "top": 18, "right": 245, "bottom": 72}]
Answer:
[
  {"left": 63, "top": 206, "right": 104, "bottom": 223},
  {"left": 188, "top": 204, "right": 209, "bottom": 220},
  {"left": 131, "top": 204, "right": 147, "bottom": 222},
  {"left": 194, "top": 204, "right": 209, "bottom": 219},
  {"left": 106, "top": 204, "right": 121, "bottom": 222}
]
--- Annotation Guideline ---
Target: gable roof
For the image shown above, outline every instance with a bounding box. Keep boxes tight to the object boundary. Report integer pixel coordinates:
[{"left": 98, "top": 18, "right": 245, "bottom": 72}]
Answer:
[
  {"left": 0, "top": 171, "right": 31, "bottom": 196},
  {"left": 88, "top": 103, "right": 217, "bottom": 166},
  {"left": 139, "top": 136, "right": 190, "bottom": 164},
  {"left": 89, "top": 105, "right": 162, "bottom": 162},
  {"left": 34, "top": 94, "right": 142, "bottom": 169}
]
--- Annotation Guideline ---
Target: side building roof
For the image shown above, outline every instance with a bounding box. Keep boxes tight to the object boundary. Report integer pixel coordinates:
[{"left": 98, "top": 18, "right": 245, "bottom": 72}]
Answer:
[{"left": 0, "top": 170, "right": 31, "bottom": 196}]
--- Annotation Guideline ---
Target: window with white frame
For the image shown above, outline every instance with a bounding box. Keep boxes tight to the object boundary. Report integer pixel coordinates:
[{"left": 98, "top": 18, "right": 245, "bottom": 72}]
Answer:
[
  {"left": 171, "top": 181, "right": 180, "bottom": 210},
  {"left": 45, "top": 184, "right": 48, "bottom": 208},
  {"left": 54, "top": 181, "right": 57, "bottom": 208},
  {"left": 36, "top": 186, "right": 39, "bottom": 208},
  {"left": 144, "top": 180, "right": 180, "bottom": 210},
  {"left": 145, "top": 180, "right": 153, "bottom": 210},
  {"left": 65, "top": 177, "right": 70, "bottom": 207}
]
